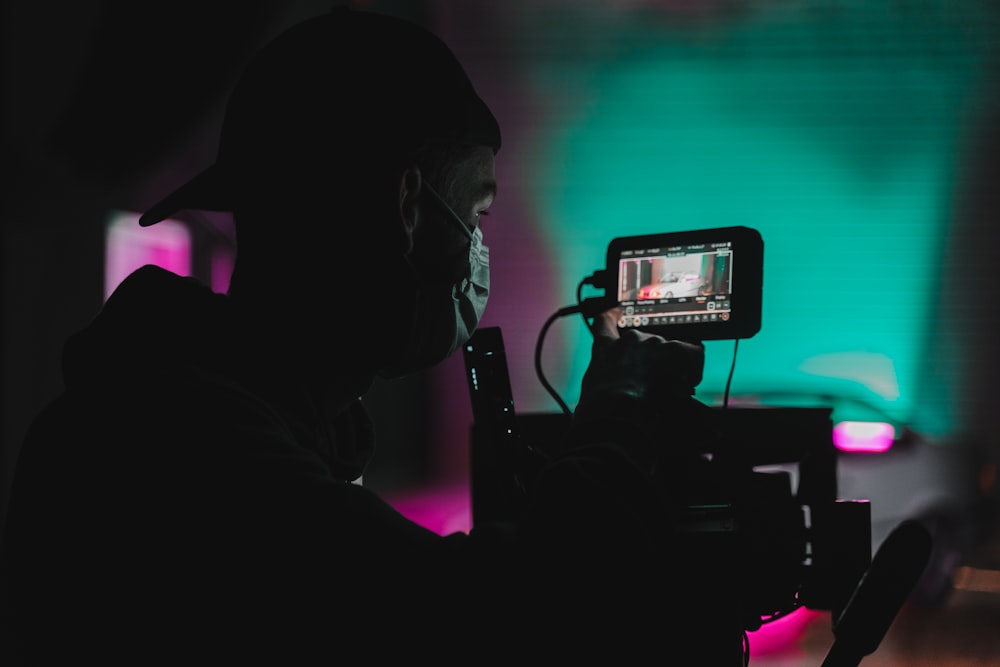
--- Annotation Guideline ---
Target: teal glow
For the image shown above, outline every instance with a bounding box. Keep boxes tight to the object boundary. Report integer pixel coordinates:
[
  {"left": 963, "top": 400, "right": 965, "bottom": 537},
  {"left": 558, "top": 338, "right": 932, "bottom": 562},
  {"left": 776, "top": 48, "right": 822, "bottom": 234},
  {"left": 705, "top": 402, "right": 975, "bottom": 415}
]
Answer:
[{"left": 523, "top": 3, "right": 998, "bottom": 436}]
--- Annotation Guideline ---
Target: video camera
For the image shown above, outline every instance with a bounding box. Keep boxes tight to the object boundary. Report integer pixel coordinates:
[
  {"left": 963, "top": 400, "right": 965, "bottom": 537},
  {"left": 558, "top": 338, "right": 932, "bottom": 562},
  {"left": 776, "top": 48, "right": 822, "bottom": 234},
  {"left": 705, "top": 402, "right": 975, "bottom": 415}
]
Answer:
[{"left": 464, "top": 226, "right": 874, "bottom": 664}]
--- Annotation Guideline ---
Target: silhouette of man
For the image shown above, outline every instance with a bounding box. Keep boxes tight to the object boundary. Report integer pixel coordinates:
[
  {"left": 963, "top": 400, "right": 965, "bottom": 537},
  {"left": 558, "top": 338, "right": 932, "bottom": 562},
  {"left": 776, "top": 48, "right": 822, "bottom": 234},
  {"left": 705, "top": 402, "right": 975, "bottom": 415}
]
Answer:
[{"left": 3, "top": 7, "right": 706, "bottom": 664}]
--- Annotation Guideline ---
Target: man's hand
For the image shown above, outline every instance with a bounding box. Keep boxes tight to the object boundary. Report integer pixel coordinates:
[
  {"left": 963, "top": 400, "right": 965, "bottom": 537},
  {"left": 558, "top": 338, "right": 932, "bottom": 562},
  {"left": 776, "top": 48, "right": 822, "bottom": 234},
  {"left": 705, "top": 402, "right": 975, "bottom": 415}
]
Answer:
[
  {"left": 578, "top": 307, "right": 705, "bottom": 405},
  {"left": 569, "top": 306, "right": 708, "bottom": 469}
]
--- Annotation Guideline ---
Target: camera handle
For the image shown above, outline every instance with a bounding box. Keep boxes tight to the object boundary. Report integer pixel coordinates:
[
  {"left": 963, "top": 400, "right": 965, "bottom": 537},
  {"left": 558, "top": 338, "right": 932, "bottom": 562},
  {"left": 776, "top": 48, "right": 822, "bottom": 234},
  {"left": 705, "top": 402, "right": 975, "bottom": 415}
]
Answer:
[{"left": 820, "top": 519, "right": 933, "bottom": 666}]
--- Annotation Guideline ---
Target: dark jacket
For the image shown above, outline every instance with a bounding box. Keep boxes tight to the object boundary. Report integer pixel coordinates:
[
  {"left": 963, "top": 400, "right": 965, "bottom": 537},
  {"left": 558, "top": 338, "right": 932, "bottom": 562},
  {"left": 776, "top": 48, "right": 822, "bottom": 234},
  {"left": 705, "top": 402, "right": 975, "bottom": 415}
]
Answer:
[{"left": 3, "top": 265, "right": 684, "bottom": 665}]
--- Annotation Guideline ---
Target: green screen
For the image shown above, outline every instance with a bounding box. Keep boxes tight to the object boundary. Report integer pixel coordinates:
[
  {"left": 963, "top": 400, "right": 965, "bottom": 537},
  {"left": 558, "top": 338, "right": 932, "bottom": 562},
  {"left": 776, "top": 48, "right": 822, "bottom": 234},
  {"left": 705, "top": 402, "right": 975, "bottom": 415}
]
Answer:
[{"left": 506, "top": 1, "right": 999, "bottom": 437}]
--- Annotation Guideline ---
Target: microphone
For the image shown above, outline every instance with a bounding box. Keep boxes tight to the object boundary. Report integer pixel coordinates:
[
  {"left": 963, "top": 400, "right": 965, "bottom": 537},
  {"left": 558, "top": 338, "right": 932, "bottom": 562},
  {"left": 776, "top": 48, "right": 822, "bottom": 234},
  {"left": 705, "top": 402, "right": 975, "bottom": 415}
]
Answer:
[{"left": 821, "top": 518, "right": 933, "bottom": 667}]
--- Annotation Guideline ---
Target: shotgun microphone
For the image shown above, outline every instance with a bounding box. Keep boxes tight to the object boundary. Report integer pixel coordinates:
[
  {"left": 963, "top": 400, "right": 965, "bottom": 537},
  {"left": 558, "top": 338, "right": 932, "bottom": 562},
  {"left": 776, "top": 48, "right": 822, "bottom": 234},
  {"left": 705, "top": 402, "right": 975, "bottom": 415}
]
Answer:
[{"left": 821, "top": 518, "right": 933, "bottom": 667}]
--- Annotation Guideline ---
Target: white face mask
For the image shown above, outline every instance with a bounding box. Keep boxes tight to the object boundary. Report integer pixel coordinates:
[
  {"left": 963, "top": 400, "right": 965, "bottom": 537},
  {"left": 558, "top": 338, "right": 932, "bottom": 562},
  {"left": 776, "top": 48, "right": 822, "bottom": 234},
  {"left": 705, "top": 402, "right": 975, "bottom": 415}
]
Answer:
[
  {"left": 379, "top": 183, "right": 490, "bottom": 378},
  {"left": 455, "top": 224, "right": 490, "bottom": 344}
]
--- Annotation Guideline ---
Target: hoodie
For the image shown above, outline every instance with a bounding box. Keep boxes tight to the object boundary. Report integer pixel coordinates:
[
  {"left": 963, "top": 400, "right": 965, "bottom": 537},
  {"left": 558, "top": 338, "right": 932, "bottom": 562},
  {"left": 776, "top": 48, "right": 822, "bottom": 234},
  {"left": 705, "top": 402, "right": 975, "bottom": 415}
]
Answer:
[{"left": 3, "top": 265, "right": 679, "bottom": 665}]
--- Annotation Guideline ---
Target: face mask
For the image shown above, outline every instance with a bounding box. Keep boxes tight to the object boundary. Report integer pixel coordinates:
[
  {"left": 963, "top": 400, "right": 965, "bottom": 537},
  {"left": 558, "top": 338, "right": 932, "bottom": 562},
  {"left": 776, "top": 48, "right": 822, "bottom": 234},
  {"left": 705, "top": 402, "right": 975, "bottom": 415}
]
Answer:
[{"left": 379, "top": 183, "right": 490, "bottom": 378}]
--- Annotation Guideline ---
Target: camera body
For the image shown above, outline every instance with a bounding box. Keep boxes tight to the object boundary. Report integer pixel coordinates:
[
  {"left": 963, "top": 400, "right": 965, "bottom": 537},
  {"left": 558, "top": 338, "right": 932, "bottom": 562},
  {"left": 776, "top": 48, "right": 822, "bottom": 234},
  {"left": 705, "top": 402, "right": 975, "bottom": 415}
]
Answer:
[
  {"left": 605, "top": 225, "right": 763, "bottom": 342},
  {"left": 471, "top": 405, "right": 871, "bottom": 624}
]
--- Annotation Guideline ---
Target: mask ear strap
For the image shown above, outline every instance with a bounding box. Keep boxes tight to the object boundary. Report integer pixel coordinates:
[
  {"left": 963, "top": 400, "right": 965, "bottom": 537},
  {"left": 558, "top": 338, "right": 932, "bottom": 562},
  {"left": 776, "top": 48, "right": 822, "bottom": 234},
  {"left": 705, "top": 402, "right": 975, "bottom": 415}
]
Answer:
[
  {"left": 423, "top": 182, "right": 474, "bottom": 241},
  {"left": 398, "top": 167, "right": 423, "bottom": 254}
]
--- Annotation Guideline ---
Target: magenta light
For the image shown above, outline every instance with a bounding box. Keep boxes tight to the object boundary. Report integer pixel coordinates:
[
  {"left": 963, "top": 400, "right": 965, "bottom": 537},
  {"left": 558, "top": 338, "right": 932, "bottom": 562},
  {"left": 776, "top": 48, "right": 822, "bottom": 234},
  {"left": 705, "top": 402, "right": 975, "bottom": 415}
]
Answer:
[
  {"left": 211, "top": 245, "right": 235, "bottom": 294},
  {"left": 384, "top": 483, "right": 472, "bottom": 536},
  {"left": 833, "top": 421, "right": 895, "bottom": 453},
  {"left": 105, "top": 211, "right": 191, "bottom": 300},
  {"left": 748, "top": 607, "right": 827, "bottom": 658}
]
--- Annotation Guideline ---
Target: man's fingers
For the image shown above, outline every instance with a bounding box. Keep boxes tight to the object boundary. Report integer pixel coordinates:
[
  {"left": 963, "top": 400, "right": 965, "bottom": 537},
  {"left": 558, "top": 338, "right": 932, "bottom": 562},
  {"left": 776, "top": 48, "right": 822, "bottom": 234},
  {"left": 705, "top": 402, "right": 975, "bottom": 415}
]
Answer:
[{"left": 591, "top": 307, "right": 623, "bottom": 341}]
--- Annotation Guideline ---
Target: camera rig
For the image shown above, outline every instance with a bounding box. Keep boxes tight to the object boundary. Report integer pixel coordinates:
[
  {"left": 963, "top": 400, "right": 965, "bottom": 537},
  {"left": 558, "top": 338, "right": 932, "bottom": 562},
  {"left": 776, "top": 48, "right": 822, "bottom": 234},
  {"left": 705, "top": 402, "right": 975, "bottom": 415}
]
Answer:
[
  {"left": 463, "top": 227, "right": 883, "bottom": 663},
  {"left": 466, "top": 334, "right": 871, "bottom": 662}
]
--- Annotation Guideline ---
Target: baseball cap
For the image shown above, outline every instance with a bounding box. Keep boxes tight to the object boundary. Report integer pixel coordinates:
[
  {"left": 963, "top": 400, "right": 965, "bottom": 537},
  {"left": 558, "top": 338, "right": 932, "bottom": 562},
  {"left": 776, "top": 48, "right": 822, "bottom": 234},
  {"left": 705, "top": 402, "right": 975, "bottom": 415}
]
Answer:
[{"left": 139, "top": 6, "right": 501, "bottom": 227}]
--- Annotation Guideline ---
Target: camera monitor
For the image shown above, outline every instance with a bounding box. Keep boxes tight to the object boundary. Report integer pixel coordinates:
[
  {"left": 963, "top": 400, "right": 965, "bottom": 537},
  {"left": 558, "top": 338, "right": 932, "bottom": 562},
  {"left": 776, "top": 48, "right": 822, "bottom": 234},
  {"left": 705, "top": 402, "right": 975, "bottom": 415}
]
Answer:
[{"left": 605, "top": 225, "right": 763, "bottom": 342}]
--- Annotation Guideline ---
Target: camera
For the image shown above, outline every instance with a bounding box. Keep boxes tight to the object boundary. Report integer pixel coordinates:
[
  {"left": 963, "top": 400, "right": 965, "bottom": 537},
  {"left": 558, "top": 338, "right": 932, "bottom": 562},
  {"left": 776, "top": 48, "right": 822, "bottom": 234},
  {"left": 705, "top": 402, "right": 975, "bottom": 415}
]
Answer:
[
  {"left": 464, "top": 226, "right": 872, "bottom": 663},
  {"left": 605, "top": 225, "right": 763, "bottom": 342}
]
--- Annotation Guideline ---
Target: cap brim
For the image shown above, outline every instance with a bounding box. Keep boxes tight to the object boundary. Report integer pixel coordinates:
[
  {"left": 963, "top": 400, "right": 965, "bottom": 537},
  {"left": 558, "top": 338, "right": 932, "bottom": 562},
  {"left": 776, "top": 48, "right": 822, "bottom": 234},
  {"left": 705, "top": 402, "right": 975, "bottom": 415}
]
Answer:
[{"left": 138, "top": 163, "right": 231, "bottom": 227}]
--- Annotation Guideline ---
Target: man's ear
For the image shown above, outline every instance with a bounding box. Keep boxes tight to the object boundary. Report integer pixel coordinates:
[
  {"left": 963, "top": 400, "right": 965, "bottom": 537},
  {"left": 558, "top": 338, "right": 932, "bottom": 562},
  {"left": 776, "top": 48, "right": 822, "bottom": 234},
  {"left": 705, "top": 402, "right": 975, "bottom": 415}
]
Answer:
[{"left": 398, "top": 165, "right": 422, "bottom": 255}]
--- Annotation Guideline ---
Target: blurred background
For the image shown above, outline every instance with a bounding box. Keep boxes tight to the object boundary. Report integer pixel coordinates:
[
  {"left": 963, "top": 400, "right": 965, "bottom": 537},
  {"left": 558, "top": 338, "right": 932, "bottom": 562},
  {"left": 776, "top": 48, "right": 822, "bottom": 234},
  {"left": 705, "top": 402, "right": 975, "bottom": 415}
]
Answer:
[{"left": 4, "top": 0, "right": 1000, "bottom": 663}]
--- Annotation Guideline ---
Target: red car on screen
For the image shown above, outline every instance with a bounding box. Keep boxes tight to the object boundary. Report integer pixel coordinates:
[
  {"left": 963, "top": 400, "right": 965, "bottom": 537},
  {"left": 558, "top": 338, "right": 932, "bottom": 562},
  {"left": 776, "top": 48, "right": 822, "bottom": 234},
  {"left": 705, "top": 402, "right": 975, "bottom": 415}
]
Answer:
[{"left": 637, "top": 272, "right": 705, "bottom": 299}]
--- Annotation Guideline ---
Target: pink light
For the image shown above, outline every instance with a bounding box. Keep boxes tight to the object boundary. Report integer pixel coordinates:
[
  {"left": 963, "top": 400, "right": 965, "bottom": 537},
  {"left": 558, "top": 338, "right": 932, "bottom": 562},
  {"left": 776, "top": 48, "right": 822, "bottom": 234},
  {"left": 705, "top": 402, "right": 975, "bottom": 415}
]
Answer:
[
  {"left": 104, "top": 210, "right": 191, "bottom": 300},
  {"left": 748, "top": 607, "right": 828, "bottom": 658},
  {"left": 211, "top": 244, "right": 235, "bottom": 294},
  {"left": 384, "top": 483, "right": 472, "bottom": 536},
  {"left": 833, "top": 421, "right": 895, "bottom": 453}
]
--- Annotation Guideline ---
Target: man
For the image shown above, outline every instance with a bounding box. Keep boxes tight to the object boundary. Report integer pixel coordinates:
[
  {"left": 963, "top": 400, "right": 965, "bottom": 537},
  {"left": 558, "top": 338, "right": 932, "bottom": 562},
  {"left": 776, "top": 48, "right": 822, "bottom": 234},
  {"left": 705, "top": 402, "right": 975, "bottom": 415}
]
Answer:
[{"left": 3, "top": 7, "right": 707, "bottom": 664}]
